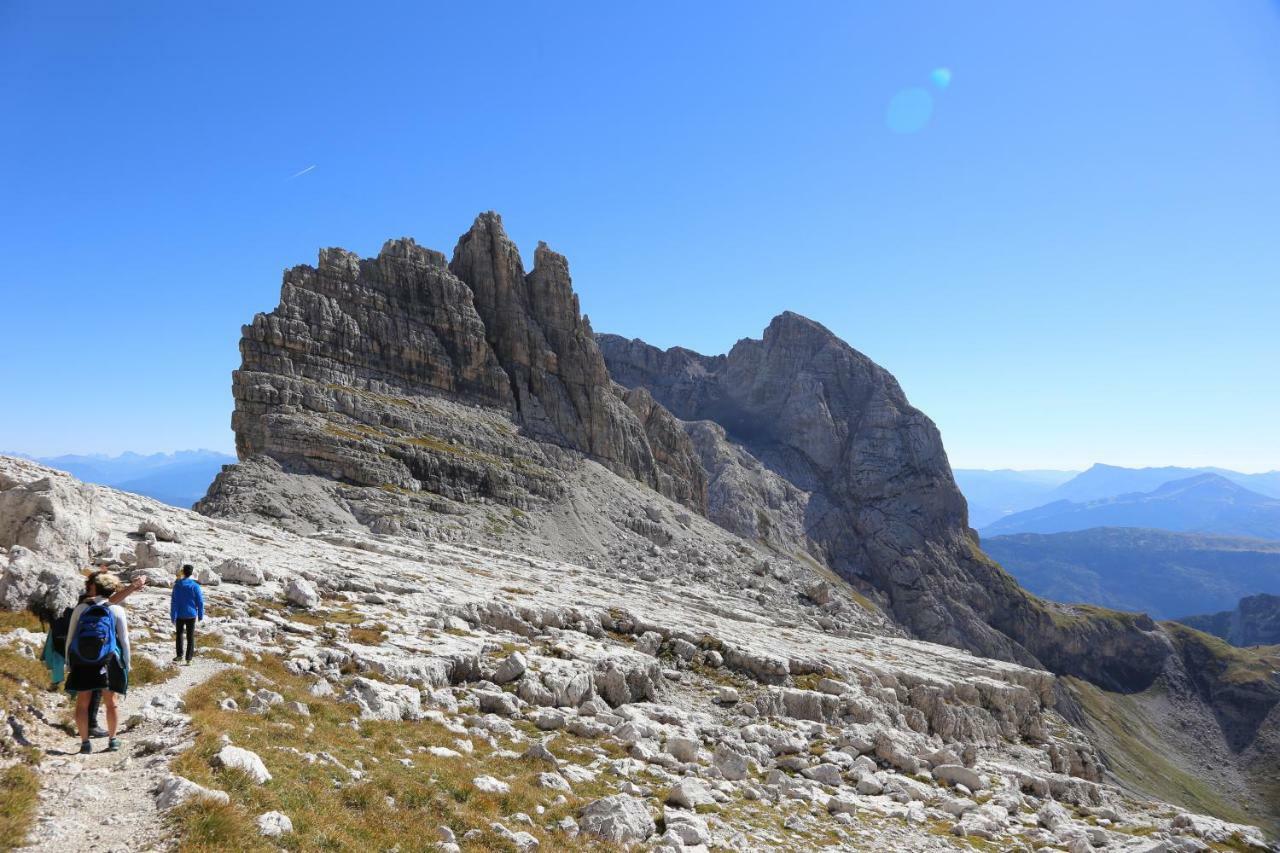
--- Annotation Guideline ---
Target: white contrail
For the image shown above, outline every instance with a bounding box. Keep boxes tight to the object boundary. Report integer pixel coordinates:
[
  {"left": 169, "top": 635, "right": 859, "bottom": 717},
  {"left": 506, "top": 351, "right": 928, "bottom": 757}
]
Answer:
[{"left": 288, "top": 165, "right": 317, "bottom": 179}]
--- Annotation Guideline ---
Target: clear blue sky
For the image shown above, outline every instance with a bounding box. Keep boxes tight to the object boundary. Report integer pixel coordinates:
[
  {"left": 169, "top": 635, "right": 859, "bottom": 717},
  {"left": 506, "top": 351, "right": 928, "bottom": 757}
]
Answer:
[{"left": 2, "top": 2, "right": 1278, "bottom": 471}]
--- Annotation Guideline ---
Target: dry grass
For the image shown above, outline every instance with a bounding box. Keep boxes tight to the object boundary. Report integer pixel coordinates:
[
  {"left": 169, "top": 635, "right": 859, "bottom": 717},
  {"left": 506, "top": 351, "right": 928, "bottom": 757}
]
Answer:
[
  {"left": 0, "top": 643, "right": 51, "bottom": 706},
  {"left": 347, "top": 624, "right": 388, "bottom": 646},
  {"left": 169, "top": 655, "right": 621, "bottom": 851},
  {"left": 287, "top": 607, "right": 365, "bottom": 628},
  {"left": 0, "top": 611, "right": 43, "bottom": 632},
  {"left": 131, "top": 656, "right": 178, "bottom": 687},
  {"left": 0, "top": 764, "right": 40, "bottom": 851}
]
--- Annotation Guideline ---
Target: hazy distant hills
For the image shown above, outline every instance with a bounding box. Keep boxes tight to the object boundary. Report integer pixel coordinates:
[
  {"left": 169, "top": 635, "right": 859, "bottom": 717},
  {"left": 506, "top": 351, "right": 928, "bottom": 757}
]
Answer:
[
  {"left": 953, "top": 469, "right": 1076, "bottom": 527},
  {"left": 1048, "top": 463, "right": 1280, "bottom": 504},
  {"left": 981, "top": 474, "right": 1280, "bottom": 540},
  {"left": 22, "top": 450, "right": 235, "bottom": 508},
  {"left": 957, "top": 463, "right": 1280, "bottom": 528},
  {"left": 983, "top": 528, "right": 1280, "bottom": 619}
]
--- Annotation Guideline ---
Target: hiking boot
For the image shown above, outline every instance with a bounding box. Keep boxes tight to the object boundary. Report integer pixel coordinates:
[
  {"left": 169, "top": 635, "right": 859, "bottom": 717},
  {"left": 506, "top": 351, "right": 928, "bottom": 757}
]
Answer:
[
  {"left": 79, "top": 741, "right": 92, "bottom": 755},
  {"left": 106, "top": 737, "right": 120, "bottom": 752},
  {"left": 173, "top": 656, "right": 182, "bottom": 663},
  {"left": 184, "top": 659, "right": 192, "bottom": 667},
  {"left": 90, "top": 726, "right": 109, "bottom": 738}
]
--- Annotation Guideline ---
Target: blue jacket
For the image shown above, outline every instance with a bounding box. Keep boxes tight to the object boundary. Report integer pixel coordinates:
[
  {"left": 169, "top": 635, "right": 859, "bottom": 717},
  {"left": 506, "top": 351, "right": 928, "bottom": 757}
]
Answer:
[{"left": 170, "top": 577, "right": 205, "bottom": 621}]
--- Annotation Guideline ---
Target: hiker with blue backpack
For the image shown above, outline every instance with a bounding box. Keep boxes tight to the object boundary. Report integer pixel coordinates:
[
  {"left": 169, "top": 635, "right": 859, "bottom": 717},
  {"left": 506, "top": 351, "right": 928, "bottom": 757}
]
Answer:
[
  {"left": 42, "top": 569, "right": 143, "bottom": 737},
  {"left": 64, "top": 571, "right": 132, "bottom": 754},
  {"left": 169, "top": 563, "right": 204, "bottom": 665}
]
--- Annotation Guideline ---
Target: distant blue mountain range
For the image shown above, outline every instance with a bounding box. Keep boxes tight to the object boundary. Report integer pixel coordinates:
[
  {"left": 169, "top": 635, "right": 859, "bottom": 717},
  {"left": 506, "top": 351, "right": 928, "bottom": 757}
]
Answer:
[
  {"left": 981, "top": 473, "right": 1280, "bottom": 541},
  {"left": 961, "top": 464, "right": 1280, "bottom": 619},
  {"left": 14, "top": 450, "right": 235, "bottom": 508},
  {"left": 956, "top": 463, "right": 1280, "bottom": 529}
]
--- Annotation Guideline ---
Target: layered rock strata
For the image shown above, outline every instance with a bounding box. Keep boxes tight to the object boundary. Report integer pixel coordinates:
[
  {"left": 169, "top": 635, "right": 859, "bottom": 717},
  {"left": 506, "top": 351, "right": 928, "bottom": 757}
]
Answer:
[{"left": 213, "top": 213, "right": 703, "bottom": 526}]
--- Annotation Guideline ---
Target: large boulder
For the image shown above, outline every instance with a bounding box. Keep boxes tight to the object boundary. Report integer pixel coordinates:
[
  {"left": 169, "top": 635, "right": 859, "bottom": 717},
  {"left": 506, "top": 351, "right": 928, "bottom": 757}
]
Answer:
[
  {"left": 138, "top": 517, "right": 183, "bottom": 543},
  {"left": 0, "top": 467, "right": 107, "bottom": 570},
  {"left": 134, "top": 538, "right": 186, "bottom": 573},
  {"left": 0, "top": 545, "right": 80, "bottom": 615},
  {"left": 343, "top": 677, "right": 422, "bottom": 721},
  {"left": 285, "top": 577, "right": 320, "bottom": 609},
  {"left": 578, "top": 795, "right": 655, "bottom": 844},
  {"left": 216, "top": 558, "right": 264, "bottom": 586},
  {"left": 212, "top": 745, "right": 272, "bottom": 784},
  {"left": 155, "top": 775, "right": 230, "bottom": 810}
]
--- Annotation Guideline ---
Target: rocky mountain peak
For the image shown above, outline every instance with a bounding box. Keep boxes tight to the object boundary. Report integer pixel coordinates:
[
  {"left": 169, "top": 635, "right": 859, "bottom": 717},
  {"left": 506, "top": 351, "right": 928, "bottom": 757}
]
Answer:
[
  {"left": 203, "top": 212, "right": 706, "bottom": 531},
  {"left": 376, "top": 236, "right": 448, "bottom": 269}
]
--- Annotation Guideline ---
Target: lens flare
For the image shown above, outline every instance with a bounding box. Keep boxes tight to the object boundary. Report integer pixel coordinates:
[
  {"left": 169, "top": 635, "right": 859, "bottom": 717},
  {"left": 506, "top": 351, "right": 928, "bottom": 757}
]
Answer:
[{"left": 931, "top": 67, "right": 952, "bottom": 90}]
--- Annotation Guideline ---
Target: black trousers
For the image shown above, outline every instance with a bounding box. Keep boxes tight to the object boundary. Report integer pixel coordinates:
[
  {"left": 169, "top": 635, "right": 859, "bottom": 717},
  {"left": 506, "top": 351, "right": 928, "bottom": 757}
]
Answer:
[{"left": 175, "top": 618, "right": 196, "bottom": 661}]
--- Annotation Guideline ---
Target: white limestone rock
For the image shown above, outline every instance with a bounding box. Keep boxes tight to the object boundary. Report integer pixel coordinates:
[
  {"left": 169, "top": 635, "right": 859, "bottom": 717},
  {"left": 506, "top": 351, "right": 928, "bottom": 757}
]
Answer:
[
  {"left": 217, "top": 557, "right": 264, "bottom": 586},
  {"left": 666, "top": 777, "right": 715, "bottom": 810},
  {"left": 473, "top": 775, "right": 510, "bottom": 794},
  {"left": 155, "top": 775, "right": 230, "bottom": 810},
  {"left": 492, "top": 651, "right": 527, "bottom": 684},
  {"left": 578, "top": 794, "right": 656, "bottom": 843},
  {"left": 138, "top": 517, "right": 182, "bottom": 543},
  {"left": 344, "top": 677, "right": 422, "bottom": 721},
  {"left": 257, "top": 811, "right": 293, "bottom": 837},
  {"left": 213, "top": 745, "right": 272, "bottom": 784},
  {"left": 286, "top": 576, "right": 320, "bottom": 608}
]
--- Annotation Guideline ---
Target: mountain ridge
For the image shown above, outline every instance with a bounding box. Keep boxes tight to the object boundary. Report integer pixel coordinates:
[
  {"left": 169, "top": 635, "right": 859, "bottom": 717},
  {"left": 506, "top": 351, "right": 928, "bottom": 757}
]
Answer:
[
  {"left": 178, "top": 212, "right": 1280, "bottom": 830},
  {"left": 983, "top": 473, "right": 1280, "bottom": 540},
  {"left": 983, "top": 527, "right": 1280, "bottom": 619}
]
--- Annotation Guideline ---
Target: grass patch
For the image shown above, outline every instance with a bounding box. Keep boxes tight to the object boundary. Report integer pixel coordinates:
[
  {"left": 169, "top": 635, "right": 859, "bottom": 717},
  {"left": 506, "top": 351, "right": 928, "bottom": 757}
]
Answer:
[
  {"left": 1066, "top": 677, "right": 1262, "bottom": 830},
  {"left": 0, "top": 644, "right": 50, "bottom": 706},
  {"left": 348, "top": 625, "right": 388, "bottom": 646},
  {"left": 169, "top": 655, "right": 619, "bottom": 851},
  {"left": 287, "top": 607, "right": 365, "bottom": 628},
  {"left": 0, "top": 764, "right": 40, "bottom": 851},
  {"left": 1161, "top": 622, "right": 1280, "bottom": 687},
  {"left": 131, "top": 656, "right": 179, "bottom": 687},
  {"left": 169, "top": 798, "right": 264, "bottom": 852},
  {"left": 0, "top": 611, "right": 44, "bottom": 632}
]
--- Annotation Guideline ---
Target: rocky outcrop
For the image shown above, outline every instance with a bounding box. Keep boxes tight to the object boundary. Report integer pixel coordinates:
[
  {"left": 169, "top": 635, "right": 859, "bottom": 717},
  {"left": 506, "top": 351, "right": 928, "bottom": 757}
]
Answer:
[
  {"left": 202, "top": 213, "right": 704, "bottom": 526},
  {"left": 0, "top": 468, "right": 109, "bottom": 614},
  {"left": 1177, "top": 594, "right": 1280, "bottom": 648},
  {"left": 598, "top": 313, "right": 1280, "bottom": 823},
  {"left": 601, "top": 313, "right": 1041, "bottom": 663},
  {"left": 682, "top": 419, "right": 815, "bottom": 558}
]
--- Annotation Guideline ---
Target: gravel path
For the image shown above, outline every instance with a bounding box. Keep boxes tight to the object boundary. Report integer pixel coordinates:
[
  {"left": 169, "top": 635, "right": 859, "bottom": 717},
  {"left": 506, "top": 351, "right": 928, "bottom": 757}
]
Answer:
[{"left": 18, "top": 652, "right": 225, "bottom": 852}]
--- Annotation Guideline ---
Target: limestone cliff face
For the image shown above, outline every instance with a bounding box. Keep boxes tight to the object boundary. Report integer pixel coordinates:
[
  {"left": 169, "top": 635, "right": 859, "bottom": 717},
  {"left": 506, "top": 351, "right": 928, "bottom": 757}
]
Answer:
[
  {"left": 600, "top": 314, "right": 1280, "bottom": 823},
  {"left": 597, "top": 316, "right": 1248, "bottom": 690},
  {"left": 601, "top": 313, "right": 1035, "bottom": 662},
  {"left": 211, "top": 213, "right": 705, "bottom": 520}
]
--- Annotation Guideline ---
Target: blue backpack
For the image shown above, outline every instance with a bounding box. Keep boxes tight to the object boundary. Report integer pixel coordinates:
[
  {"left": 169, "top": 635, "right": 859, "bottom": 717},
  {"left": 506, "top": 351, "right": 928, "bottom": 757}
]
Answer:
[{"left": 69, "top": 604, "right": 117, "bottom": 666}]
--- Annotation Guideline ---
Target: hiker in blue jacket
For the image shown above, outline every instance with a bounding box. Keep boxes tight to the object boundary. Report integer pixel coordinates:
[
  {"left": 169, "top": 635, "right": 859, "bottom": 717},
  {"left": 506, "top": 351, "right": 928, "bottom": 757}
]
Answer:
[
  {"left": 65, "top": 572, "right": 131, "bottom": 754},
  {"left": 170, "top": 564, "right": 204, "bottom": 666}
]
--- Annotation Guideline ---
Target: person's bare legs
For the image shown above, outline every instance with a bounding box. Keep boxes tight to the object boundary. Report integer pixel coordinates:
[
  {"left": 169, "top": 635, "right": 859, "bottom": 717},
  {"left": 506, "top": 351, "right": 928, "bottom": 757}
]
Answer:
[
  {"left": 75, "top": 691, "right": 91, "bottom": 742},
  {"left": 103, "top": 691, "right": 118, "bottom": 738}
]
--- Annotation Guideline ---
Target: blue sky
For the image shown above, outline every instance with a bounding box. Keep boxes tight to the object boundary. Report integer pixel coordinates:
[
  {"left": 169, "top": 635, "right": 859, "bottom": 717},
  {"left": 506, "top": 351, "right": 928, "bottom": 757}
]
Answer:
[{"left": 2, "top": 2, "right": 1277, "bottom": 471}]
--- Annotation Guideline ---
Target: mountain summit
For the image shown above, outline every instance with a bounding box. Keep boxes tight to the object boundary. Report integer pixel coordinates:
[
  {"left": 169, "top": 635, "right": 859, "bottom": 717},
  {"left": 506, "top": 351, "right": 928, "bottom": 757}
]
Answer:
[{"left": 187, "top": 213, "right": 1280, "bottom": 831}]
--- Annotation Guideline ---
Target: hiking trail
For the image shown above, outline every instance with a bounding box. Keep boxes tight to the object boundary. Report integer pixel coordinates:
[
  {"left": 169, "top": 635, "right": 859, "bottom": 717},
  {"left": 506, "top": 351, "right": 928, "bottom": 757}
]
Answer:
[{"left": 17, "top": 586, "right": 226, "bottom": 853}]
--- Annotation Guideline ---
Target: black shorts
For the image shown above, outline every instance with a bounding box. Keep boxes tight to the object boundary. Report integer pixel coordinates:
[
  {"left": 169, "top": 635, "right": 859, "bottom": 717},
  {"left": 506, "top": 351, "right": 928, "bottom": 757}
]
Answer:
[{"left": 65, "top": 655, "right": 128, "bottom": 696}]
